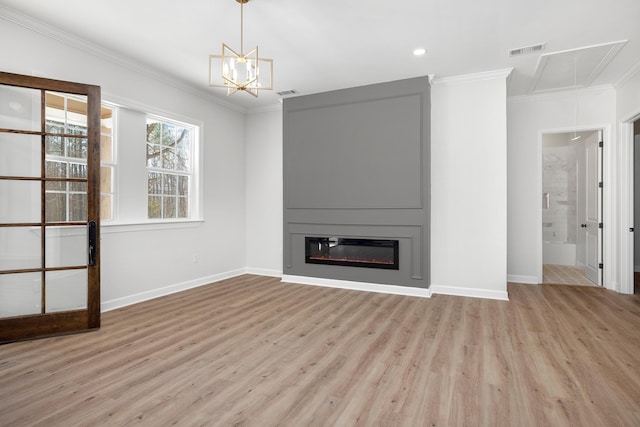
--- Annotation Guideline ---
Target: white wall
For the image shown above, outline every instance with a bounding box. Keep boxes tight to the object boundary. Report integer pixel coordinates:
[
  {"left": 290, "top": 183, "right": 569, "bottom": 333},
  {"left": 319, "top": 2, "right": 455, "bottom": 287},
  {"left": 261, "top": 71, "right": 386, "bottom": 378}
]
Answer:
[
  {"left": 1, "top": 17, "right": 248, "bottom": 310},
  {"left": 507, "top": 86, "right": 616, "bottom": 285},
  {"left": 430, "top": 71, "right": 510, "bottom": 299},
  {"left": 242, "top": 72, "right": 512, "bottom": 300},
  {"left": 245, "top": 109, "right": 283, "bottom": 277}
]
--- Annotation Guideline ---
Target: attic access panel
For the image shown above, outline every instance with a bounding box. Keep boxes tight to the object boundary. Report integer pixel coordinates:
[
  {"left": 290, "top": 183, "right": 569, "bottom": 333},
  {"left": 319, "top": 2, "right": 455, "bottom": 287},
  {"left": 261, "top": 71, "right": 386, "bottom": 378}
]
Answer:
[{"left": 530, "top": 41, "right": 626, "bottom": 93}]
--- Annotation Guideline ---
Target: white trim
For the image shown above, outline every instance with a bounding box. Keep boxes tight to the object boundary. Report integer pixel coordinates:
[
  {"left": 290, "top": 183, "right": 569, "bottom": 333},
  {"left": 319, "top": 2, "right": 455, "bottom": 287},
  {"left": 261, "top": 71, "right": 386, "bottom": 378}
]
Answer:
[
  {"left": 104, "top": 93, "right": 206, "bottom": 128},
  {"left": 246, "top": 103, "right": 283, "bottom": 115},
  {"left": 101, "top": 271, "right": 516, "bottom": 313},
  {"left": 620, "top": 121, "right": 634, "bottom": 293},
  {"left": 431, "top": 68, "right": 513, "bottom": 87},
  {"left": 246, "top": 267, "right": 283, "bottom": 278},
  {"left": 281, "top": 275, "right": 432, "bottom": 298},
  {"left": 537, "top": 130, "right": 544, "bottom": 284},
  {"left": 614, "top": 59, "right": 640, "bottom": 89},
  {"left": 430, "top": 284, "right": 510, "bottom": 301},
  {"left": 538, "top": 125, "right": 613, "bottom": 290},
  {"left": 508, "top": 85, "right": 614, "bottom": 104},
  {"left": 101, "top": 220, "right": 204, "bottom": 234},
  {"left": 619, "top": 111, "right": 640, "bottom": 294},
  {"left": 101, "top": 268, "right": 246, "bottom": 312},
  {"left": 507, "top": 275, "right": 539, "bottom": 285}
]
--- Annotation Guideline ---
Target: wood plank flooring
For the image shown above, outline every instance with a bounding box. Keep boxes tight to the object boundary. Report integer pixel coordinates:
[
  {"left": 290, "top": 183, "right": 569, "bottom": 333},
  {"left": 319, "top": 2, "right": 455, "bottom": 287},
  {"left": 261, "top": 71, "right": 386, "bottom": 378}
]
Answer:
[{"left": 1, "top": 274, "right": 640, "bottom": 426}]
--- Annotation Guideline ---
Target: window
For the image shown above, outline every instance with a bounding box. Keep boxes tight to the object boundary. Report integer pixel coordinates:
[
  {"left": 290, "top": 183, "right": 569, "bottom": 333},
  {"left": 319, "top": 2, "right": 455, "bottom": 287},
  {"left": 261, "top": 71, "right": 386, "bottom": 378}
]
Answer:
[
  {"left": 44, "top": 93, "right": 115, "bottom": 222},
  {"left": 100, "top": 108, "right": 115, "bottom": 220},
  {"left": 146, "top": 117, "right": 194, "bottom": 219}
]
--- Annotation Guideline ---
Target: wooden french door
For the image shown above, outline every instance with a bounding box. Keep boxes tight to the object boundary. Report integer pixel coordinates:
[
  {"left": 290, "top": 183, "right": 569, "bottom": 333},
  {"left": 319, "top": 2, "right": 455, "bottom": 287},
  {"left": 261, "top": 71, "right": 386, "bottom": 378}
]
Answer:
[{"left": 0, "top": 72, "right": 101, "bottom": 342}]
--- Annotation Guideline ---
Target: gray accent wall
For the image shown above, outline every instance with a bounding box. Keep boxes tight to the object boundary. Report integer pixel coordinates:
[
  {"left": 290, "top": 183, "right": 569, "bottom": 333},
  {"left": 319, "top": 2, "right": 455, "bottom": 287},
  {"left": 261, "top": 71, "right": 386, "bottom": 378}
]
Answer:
[{"left": 283, "top": 77, "right": 430, "bottom": 288}]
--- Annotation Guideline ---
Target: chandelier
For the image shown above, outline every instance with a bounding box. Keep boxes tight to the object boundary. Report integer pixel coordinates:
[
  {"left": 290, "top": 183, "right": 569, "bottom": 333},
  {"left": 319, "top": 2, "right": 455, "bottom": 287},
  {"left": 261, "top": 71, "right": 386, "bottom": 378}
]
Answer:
[{"left": 209, "top": 0, "right": 273, "bottom": 97}]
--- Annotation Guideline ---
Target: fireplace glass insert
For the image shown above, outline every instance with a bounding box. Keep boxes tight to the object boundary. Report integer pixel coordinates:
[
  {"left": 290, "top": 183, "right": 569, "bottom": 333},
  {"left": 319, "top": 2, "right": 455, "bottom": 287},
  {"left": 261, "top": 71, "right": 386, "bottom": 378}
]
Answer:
[{"left": 305, "top": 237, "right": 399, "bottom": 270}]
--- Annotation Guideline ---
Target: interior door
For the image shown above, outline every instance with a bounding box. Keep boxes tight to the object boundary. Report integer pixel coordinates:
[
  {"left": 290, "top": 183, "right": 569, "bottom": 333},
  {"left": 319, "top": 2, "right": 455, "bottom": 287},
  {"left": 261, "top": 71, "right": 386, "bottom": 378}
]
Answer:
[
  {"left": 0, "top": 72, "right": 101, "bottom": 342},
  {"left": 583, "top": 130, "right": 602, "bottom": 285}
]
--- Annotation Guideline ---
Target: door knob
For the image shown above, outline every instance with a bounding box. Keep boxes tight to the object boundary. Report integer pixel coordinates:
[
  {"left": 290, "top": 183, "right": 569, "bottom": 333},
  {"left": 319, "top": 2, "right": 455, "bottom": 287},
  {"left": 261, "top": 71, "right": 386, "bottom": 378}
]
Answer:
[{"left": 581, "top": 224, "right": 587, "bottom": 228}]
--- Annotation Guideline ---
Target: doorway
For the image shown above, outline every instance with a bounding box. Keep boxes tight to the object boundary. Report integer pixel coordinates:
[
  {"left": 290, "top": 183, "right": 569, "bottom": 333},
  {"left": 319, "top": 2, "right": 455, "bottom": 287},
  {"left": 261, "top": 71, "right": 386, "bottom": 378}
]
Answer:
[
  {"left": 633, "top": 119, "right": 640, "bottom": 293},
  {"left": 541, "top": 129, "right": 602, "bottom": 286},
  {"left": 0, "top": 72, "right": 101, "bottom": 342}
]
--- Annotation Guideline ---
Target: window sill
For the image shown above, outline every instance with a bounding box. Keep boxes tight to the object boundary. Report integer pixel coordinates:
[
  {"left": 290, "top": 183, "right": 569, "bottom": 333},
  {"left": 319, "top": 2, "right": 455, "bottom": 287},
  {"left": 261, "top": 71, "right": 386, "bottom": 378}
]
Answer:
[{"left": 101, "top": 219, "right": 204, "bottom": 234}]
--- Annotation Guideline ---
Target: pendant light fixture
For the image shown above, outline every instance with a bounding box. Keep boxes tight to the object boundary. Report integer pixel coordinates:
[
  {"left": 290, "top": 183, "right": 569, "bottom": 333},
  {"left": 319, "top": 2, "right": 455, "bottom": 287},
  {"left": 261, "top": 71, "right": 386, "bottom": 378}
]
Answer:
[{"left": 209, "top": 0, "right": 273, "bottom": 97}]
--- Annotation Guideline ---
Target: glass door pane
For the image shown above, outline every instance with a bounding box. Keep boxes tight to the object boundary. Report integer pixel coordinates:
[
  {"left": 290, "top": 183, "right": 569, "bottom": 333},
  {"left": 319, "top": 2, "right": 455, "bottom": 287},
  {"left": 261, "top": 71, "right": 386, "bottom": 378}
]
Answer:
[
  {"left": 45, "top": 226, "right": 87, "bottom": 268},
  {"left": 0, "top": 180, "right": 40, "bottom": 223},
  {"left": 46, "top": 270, "right": 87, "bottom": 313},
  {"left": 0, "top": 85, "right": 40, "bottom": 131},
  {"left": 0, "top": 227, "right": 41, "bottom": 270},
  {"left": 0, "top": 273, "right": 41, "bottom": 317},
  {"left": 0, "top": 133, "right": 40, "bottom": 177}
]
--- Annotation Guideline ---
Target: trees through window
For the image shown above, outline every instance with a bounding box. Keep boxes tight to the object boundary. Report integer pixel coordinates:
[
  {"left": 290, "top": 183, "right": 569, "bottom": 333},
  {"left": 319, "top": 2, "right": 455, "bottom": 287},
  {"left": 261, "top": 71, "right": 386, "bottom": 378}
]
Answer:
[
  {"left": 146, "top": 117, "right": 194, "bottom": 219},
  {"left": 44, "top": 93, "right": 115, "bottom": 222}
]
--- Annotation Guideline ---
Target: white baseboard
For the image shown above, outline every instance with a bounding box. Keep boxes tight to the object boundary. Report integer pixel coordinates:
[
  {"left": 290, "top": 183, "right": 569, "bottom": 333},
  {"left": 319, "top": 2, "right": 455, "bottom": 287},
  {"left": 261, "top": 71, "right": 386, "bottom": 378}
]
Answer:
[
  {"left": 101, "top": 268, "right": 247, "bottom": 312},
  {"left": 246, "top": 267, "right": 283, "bottom": 278},
  {"left": 430, "top": 284, "right": 510, "bottom": 301},
  {"left": 281, "top": 275, "right": 432, "bottom": 298},
  {"left": 507, "top": 274, "right": 539, "bottom": 285},
  {"left": 102, "top": 269, "right": 512, "bottom": 313}
]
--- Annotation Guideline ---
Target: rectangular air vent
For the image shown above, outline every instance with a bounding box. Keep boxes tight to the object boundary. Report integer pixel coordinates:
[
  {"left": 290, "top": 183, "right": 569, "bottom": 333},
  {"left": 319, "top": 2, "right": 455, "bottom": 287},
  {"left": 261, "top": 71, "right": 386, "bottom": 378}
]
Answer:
[
  {"left": 277, "top": 89, "right": 298, "bottom": 96},
  {"left": 509, "top": 43, "right": 546, "bottom": 57}
]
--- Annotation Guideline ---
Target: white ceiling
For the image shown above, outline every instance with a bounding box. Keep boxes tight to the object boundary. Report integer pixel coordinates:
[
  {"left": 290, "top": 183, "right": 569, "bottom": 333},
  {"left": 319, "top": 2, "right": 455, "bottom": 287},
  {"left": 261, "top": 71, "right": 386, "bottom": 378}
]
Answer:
[{"left": 1, "top": 0, "right": 639, "bottom": 110}]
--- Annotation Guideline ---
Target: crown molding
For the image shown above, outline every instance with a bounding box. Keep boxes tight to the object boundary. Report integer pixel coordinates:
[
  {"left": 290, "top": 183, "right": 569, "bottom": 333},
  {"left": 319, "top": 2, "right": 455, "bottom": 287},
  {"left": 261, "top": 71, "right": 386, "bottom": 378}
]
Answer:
[
  {"left": 507, "top": 84, "right": 615, "bottom": 104},
  {"left": 246, "top": 102, "right": 283, "bottom": 115},
  {"left": 431, "top": 68, "right": 514, "bottom": 87},
  {"left": 614, "top": 59, "right": 640, "bottom": 89},
  {"left": 0, "top": 4, "right": 246, "bottom": 114}
]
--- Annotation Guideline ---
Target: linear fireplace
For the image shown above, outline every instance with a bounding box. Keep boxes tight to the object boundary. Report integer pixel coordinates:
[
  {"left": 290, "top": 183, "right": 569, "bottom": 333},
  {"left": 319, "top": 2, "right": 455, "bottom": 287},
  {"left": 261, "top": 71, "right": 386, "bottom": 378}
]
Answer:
[{"left": 305, "top": 237, "right": 399, "bottom": 270}]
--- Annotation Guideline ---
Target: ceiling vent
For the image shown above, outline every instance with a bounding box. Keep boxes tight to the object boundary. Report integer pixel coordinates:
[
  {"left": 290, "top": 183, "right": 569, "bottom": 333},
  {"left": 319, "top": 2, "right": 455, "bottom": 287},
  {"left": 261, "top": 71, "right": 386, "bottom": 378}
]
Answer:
[
  {"left": 277, "top": 89, "right": 298, "bottom": 96},
  {"left": 509, "top": 43, "right": 546, "bottom": 57}
]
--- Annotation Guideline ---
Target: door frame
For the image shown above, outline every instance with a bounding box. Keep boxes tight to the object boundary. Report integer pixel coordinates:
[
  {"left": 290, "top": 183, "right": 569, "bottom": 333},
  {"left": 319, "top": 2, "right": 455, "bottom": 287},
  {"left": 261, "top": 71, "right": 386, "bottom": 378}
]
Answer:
[
  {"left": 620, "top": 113, "right": 640, "bottom": 294},
  {"left": 537, "top": 124, "right": 611, "bottom": 287},
  {"left": 0, "top": 72, "right": 101, "bottom": 342}
]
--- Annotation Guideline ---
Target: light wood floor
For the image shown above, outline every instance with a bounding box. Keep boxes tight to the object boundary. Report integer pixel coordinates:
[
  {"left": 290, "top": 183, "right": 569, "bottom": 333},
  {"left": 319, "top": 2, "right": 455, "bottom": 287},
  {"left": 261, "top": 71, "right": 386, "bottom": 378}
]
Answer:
[{"left": 1, "top": 275, "right": 640, "bottom": 426}]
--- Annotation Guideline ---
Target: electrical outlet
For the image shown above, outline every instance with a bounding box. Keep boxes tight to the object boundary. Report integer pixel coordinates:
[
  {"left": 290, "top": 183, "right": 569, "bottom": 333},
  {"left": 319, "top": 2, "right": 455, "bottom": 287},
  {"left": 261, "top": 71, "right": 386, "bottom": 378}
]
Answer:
[{"left": 193, "top": 254, "right": 199, "bottom": 263}]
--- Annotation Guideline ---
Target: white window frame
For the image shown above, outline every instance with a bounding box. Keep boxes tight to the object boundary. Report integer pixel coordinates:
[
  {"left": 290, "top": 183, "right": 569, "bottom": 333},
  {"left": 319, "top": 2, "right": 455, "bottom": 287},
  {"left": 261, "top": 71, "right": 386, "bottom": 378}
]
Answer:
[
  {"left": 100, "top": 102, "right": 117, "bottom": 223},
  {"left": 145, "top": 113, "right": 200, "bottom": 222}
]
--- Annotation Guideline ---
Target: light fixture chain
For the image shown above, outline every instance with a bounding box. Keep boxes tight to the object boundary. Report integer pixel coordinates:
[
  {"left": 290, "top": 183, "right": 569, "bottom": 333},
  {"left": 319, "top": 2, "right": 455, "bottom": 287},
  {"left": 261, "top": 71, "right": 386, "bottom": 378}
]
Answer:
[{"left": 240, "top": 1, "right": 244, "bottom": 54}]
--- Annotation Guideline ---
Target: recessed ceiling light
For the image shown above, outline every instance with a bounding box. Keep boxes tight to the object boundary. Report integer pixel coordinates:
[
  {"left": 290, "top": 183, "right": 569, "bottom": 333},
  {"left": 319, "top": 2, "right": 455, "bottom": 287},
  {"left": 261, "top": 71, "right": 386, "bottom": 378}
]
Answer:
[{"left": 413, "top": 48, "right": 426, "bottom": 56}]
